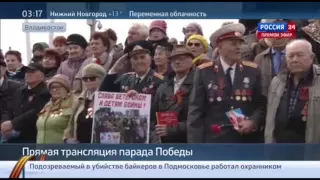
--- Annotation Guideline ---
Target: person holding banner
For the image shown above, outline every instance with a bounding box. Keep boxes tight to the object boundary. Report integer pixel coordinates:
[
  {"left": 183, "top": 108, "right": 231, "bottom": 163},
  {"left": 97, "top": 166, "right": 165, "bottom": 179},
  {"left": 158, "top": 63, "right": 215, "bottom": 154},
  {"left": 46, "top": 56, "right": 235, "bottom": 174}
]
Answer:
[
  {"left": 64, "top": 63, "right": 106, "bottom": 144},
  {"left": 99, "top": 40, "right": 165, "bottom": 143},
  {"left": 187, "top": 22, "right": 266, "bottom": 143},
  {"left": 154, "top": 45, "right": 194, "bottom": 143},
  {"left": 99, "top": 40, "right": 164, "bottom": 97}
]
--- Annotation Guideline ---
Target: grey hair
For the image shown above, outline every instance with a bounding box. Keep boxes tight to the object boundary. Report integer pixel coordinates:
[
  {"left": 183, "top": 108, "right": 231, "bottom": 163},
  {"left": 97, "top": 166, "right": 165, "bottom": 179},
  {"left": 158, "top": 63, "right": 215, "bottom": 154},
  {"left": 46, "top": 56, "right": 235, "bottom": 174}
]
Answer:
[
  {"left": 131, "top": 23, "right": 149, "bottom": 39},
  {"left": 286, "top": 39, "right": 313, "bottom": 54}
]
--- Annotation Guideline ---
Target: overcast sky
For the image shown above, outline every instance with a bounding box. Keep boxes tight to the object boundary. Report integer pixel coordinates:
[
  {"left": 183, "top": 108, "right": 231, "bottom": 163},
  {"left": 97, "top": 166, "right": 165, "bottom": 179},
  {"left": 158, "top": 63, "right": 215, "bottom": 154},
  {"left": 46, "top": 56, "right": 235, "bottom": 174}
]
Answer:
[{"left": 0, "top": 19, "right": 238, "bottom": 65}]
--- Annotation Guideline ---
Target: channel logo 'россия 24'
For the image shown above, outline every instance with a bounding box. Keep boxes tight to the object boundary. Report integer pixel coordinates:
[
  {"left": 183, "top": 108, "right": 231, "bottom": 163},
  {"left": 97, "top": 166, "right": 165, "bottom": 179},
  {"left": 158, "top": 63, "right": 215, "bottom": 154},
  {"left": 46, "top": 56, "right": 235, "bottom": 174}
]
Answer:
[{"left": 256, "top": 22, "right": 296, "bottom": 39}]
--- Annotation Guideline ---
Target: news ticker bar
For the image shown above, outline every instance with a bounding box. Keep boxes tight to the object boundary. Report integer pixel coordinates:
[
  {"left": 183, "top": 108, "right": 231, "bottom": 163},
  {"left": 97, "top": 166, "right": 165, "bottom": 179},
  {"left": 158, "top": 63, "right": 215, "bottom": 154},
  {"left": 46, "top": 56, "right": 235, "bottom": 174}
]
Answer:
[
  {"left": 2, "top": 161, "right": 320, "bottom": 178},
  {"left": 3, "top": 2, "right": 320, "bottom": 19}
]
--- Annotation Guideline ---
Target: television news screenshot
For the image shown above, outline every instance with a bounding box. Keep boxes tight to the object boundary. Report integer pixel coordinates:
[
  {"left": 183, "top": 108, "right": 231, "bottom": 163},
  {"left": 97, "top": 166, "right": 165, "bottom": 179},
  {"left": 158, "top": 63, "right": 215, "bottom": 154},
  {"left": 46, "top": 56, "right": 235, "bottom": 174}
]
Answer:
[{"left": 0, "top": 2, "right": 317, "bottom": 178}]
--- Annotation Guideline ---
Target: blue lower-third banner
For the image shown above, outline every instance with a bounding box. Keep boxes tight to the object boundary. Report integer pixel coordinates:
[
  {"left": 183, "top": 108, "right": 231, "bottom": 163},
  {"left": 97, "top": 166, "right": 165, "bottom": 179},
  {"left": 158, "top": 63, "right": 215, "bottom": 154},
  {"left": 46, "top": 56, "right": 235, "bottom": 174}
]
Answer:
[{"left": 0, "top": 144, "right": 319, "bottom": 161}]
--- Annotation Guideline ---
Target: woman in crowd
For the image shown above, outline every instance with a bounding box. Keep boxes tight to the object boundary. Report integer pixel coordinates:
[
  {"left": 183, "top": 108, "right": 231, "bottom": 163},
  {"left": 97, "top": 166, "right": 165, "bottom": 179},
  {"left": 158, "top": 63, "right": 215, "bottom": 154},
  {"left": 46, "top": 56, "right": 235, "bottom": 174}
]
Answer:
[
  {"left": 148, "top": 20, "right": 169, "bottom": 45},
  {"left": 183, "top": 23, "right": 215, "bottom": 59},
  {"left": 183, "top": 22, "right": 204, "bottom": 43},
  {"left": 186, "top": 35, "right": 211, "bottom": 67},
  {"left": 105, "top": 28, "right": 124, "bottom": 66},
  {"left": 53, "top": 36, "right": 68, "bottom": 62},
  {"left": 153, "top": 42, "right": 173, "bottom": 78},
  {"left": 36, "top": 74, "right": 74, "bottom": 144},
  {"left": 64, "top": 63, "right": 106, "bottom": 143},
  {"left": 4, "top": 50, "right": 27, "bottom": 83},
  {"left": 57, "top": 34, "right": 88, "bottom": 88},
  {"left": 31, "top": 42, "right": 49, "bottom": 64},
  {"left": 42, "top": 49, "right": 62, "bottom": 81}
]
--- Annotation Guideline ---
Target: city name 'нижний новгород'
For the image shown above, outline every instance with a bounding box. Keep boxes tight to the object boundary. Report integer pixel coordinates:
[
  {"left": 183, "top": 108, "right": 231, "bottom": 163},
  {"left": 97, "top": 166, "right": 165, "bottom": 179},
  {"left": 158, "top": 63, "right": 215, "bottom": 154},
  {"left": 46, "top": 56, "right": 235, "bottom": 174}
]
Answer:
[{"left": 49, "top": 11, "right": 108, "bottom": 18}]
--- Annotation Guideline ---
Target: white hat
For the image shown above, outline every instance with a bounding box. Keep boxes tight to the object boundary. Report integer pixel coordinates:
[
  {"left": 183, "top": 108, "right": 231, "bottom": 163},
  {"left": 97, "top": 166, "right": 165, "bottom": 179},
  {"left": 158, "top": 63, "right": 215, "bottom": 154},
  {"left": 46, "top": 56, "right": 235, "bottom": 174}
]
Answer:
[{"left": 210, "top": 23, "right": 246, "bottom": 47}]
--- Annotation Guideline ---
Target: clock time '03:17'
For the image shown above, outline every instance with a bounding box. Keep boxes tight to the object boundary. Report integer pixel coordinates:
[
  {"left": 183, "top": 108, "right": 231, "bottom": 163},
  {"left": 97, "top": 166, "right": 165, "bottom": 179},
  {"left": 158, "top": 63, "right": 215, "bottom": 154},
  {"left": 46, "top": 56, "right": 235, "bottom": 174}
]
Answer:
[{"left": 22, "top": 10, "right": 43, "bottom": 18}]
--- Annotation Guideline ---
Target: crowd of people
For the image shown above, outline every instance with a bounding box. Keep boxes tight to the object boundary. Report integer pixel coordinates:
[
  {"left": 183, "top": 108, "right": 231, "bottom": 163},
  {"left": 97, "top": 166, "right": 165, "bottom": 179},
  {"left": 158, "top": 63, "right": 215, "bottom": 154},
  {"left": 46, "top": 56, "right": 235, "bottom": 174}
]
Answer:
[{"left": 0, "top": 18, "right": 319, "bottom": 144}]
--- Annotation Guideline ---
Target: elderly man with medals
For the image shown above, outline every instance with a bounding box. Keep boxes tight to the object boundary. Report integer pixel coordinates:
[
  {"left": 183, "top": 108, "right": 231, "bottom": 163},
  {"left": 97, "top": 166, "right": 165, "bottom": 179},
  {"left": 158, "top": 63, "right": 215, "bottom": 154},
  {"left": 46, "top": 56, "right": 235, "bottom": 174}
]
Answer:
[
  {"left": 265, "top": 39, "right": 320, "bottom": 144},
  {"left": 153, "top": 45, "right": 195, "bottom": 143},
  {"left": 187, "top": 22, "right": 266, "bottom": 143},
  {"left": 99, "top": 40, "right": 165, "bottom": 143},
  {"left": 99, "top": 40, "right": 164, "bottom": 95}
]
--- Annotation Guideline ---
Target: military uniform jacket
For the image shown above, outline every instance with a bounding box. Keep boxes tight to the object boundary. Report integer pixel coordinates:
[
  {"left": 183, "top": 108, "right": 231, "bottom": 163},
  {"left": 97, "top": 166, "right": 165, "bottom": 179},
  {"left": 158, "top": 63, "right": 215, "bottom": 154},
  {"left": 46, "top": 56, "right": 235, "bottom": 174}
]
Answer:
[
  {"left": 100, "top": 69, "right": 164, "bottom": 96},
  {"left": 99, "top": 69, "right": 164, "bottom": 143},
  {"left": 187, "top": 58, "right": 266, "bottom": 143},
  {"left": 153, "top": 71, "right": 194, "bottom": 143}
]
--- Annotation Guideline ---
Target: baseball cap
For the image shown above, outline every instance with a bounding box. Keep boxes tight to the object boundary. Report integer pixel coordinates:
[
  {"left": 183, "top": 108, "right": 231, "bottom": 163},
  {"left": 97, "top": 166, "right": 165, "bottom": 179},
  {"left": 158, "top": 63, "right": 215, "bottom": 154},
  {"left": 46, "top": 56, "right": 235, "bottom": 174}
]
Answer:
[{"left": 25, "top": 63, "right": 45, "bottom": 73}]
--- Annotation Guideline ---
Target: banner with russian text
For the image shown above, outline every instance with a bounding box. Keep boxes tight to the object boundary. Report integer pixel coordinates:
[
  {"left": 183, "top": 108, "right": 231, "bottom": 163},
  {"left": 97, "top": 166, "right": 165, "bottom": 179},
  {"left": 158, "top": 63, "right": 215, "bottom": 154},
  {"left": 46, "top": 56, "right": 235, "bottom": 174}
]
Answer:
[{"left": 92, "top": 91, "right": 151, "bottom": 144}]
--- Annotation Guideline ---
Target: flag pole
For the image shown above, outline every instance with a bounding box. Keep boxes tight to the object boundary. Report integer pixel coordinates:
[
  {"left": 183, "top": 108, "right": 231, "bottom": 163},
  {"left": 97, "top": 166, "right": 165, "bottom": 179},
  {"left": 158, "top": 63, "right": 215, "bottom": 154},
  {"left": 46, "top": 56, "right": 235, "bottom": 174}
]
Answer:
[{"left": 49, "top": 19, "right": 55, "bottom": 46}]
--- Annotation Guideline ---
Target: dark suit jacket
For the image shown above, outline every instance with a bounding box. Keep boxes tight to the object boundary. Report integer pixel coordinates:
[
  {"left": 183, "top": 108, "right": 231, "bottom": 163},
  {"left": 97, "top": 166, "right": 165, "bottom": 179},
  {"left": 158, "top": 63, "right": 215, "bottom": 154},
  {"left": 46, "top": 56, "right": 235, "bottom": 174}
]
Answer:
[
  {"left": 153, "top": 71, "right": 194, "bottom": 143},
  {"left": 0, "top": 78, "right": 22, "bottom": 121},
  {"left": 7, "top": 82, "right": 51, "bottom": 143},
  {"left": 187, "top": 59, "right": 266, "bottom": 143}
]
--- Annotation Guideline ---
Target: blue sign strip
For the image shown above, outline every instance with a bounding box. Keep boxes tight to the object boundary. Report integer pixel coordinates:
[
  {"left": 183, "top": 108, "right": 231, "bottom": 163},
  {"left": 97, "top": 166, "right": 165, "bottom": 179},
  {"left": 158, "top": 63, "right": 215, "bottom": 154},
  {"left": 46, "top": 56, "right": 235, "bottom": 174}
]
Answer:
[
  {"left": 1, "top": 2, "right": 320, "bottom": 19},
  {"left": 0, "top": 144, "right": 319, "bottom": 161},
  {"left": 257, "top": 22, "right": 288, "bottom": 32}
]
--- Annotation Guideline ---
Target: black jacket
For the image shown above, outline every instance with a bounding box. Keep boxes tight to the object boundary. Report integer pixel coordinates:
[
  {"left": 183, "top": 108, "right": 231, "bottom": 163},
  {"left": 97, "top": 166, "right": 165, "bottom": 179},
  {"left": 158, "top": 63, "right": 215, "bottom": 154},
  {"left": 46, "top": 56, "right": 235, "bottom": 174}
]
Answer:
[
  {"left": 153, "top": 71, "right": 194, "bottom": 143},
  {"left": 7, "top": 82, "right": 51, "bottom": 143},
  {"left": 6, "top": 66, "right": 27, "bottom": 84},
  {"left": 44, "top": 68, "right": 58, "bottom": 81},
  {"left": 0, "top": 78, "right": 22, "bottom": 121}
]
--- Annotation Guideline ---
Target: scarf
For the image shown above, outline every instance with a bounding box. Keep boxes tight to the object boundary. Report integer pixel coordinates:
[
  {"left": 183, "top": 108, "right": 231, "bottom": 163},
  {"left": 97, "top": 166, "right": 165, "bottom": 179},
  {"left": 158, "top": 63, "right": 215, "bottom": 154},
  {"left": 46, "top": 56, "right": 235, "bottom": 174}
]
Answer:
[
  {"left": 44, "top": 68, "right": 58, "bottom": 78},
  {"left": 192, "top": 54, "right": 205, "bottom": 65},
  {"left": 61, "top": 52, "right": 69, "bottom": 62},
  {"left": 7, "top": 65, "right": 24, "bottom": 76},
  {"left": 148, "top": 37, "right": 169, "bottom": 46},
  {"left": 31, "top": 56, "right": 43, "bottom": 63},
  {"left": 68, "top": 54, "right": 87, "bottom": 62}
]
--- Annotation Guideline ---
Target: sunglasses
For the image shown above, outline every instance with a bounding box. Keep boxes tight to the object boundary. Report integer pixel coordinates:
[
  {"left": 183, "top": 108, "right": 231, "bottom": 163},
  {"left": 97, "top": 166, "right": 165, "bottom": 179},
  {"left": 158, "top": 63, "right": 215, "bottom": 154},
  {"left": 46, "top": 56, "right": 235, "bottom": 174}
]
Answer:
[
  {"left": 82, "top": 77, "right": 97, "bottom": 82},
  {"left": 187, "top": 42, "right": 201, "bottom": 47}
]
